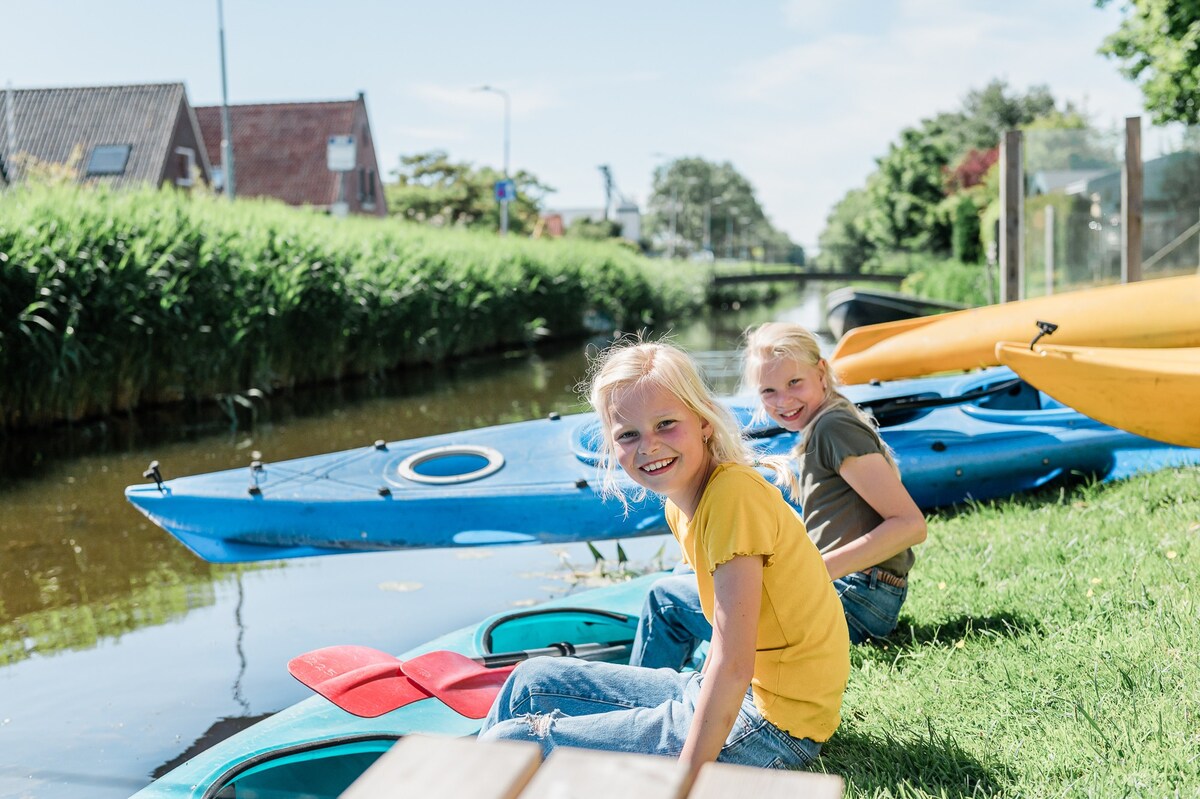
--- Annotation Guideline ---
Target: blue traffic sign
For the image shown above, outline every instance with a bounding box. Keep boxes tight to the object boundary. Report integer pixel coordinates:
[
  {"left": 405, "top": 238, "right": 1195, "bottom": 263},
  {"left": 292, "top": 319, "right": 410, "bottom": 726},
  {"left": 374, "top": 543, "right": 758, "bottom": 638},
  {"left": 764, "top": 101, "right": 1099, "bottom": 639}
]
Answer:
[{"left": 494, "top": 179, "right": 516, "bottom": 202}]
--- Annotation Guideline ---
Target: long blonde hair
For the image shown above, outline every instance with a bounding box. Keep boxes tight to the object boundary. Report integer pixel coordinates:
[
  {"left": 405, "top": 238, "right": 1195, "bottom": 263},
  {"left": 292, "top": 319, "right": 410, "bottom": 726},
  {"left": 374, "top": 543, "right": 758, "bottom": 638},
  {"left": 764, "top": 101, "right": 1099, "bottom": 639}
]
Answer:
[
  {"left": 741, "top": 322, "right": 898, "bottom": 497},
  {"left": 586, "top": 338, "right": 767, "bottom": 506}
]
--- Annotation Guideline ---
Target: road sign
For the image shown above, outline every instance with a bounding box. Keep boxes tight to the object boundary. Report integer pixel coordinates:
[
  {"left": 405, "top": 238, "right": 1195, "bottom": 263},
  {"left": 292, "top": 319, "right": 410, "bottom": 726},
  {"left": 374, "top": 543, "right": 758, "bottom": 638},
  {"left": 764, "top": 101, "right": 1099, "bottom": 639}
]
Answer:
[
  {"left": 494, "top": 179, "right": 516, "bottom": 202},
  {"left": 327, "top": 135, "right": 356, "bottom": 172}
]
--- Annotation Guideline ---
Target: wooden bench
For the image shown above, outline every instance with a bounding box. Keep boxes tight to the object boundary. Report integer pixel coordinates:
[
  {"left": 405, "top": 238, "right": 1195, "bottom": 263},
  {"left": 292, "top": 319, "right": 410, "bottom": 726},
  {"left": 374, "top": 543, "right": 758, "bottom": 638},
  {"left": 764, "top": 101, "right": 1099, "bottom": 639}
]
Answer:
[{"left": 341, "top": 734, "right": 843, "bottom": 799}]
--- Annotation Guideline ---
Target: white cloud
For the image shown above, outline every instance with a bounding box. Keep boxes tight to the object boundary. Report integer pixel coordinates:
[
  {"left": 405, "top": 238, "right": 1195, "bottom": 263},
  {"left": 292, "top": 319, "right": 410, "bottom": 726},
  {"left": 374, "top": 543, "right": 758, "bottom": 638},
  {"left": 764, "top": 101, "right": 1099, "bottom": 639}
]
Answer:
[{"left": 715, "top": 1, "right": 1148, "bottom": 242}]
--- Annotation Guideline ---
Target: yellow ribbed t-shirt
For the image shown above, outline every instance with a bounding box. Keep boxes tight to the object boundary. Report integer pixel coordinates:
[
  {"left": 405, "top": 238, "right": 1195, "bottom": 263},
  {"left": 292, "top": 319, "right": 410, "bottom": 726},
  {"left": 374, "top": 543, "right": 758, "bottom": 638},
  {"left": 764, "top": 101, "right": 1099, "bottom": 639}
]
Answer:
[{"left": 665, "top": 463, "right": 850, "bottom": 742}]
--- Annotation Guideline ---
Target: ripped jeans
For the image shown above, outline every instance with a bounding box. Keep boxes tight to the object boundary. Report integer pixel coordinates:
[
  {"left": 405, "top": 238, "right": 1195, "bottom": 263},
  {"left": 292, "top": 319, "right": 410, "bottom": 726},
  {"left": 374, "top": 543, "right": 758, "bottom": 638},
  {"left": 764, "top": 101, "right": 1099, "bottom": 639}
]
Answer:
[{"left": 476, "top": 657, "right": 820, "bottom": 770}]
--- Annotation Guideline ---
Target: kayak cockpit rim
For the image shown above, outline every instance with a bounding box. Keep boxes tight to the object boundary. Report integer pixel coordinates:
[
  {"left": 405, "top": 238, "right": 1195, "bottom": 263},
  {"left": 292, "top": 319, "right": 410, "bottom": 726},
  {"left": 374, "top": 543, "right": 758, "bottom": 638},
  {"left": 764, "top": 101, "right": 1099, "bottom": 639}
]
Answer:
[
  {"left": 201, "top": 734, "right": 399, "bottom": 799},
  {"left": 392, "top": 445, "right": 505, "bottom": 485}
]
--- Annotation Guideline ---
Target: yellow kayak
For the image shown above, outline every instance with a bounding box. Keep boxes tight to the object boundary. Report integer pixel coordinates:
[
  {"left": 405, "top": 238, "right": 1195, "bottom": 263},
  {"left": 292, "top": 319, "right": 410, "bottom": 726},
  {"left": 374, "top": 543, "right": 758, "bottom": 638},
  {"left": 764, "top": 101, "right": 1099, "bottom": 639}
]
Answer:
[
  {"left": 996, "top": 342, "right": 1200, "bottom": 448},
  {"left": 831, "top": 274, "right": 1200, "bottom": 384}
]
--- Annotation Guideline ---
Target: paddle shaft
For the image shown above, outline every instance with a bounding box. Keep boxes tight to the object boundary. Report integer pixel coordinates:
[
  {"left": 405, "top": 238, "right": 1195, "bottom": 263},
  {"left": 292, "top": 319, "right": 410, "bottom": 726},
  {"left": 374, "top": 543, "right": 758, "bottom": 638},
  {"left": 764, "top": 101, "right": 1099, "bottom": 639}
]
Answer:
[{"left": 473, "top": 640, "right": 633, "bottom": 668}]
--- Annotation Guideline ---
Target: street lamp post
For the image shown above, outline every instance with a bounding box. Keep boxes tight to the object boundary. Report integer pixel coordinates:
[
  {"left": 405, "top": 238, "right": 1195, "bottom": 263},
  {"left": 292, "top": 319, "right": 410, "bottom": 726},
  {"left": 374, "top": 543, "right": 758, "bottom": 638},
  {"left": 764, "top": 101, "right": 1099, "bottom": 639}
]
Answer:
[
  {"left": 705, "top": 196, "right": 724, "bottom": 254},
  {"left": 216, "top": 0, "right": 235, "bottom": 199},
  {"left": 478, "top": 85, "right": 511, "bottom": 235},
  {"left": 667, "top": 186, "right": 678, "bottom": 259},
  {"left": 725, "top": 208, "right": 737, "bottom": 260}
]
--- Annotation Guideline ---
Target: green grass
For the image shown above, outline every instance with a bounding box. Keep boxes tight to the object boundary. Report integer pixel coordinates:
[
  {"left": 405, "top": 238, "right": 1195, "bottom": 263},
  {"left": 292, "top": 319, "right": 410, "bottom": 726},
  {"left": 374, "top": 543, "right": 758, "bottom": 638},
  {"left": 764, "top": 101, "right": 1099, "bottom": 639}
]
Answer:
[{"left": 816, "top": 466, "right": 1200, "bottom": 798}]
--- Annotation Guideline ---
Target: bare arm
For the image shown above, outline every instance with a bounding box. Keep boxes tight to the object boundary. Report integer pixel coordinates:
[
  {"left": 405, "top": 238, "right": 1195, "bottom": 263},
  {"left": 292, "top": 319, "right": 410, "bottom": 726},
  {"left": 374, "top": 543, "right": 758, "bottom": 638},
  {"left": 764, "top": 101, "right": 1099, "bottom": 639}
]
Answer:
[
  {"left": 679, "top": 555, "right": 762, "bottom": 780},
  {"left": 821, "top": 452, "right": 927, "bottom": 580}
]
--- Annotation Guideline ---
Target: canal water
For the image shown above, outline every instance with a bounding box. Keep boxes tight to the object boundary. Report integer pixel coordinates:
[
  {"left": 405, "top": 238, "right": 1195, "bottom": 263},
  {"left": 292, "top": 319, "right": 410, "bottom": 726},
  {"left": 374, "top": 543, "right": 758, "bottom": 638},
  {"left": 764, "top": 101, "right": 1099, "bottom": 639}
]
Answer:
[{"left": 0, "top": 288, "right": 829, "bottom": 798}]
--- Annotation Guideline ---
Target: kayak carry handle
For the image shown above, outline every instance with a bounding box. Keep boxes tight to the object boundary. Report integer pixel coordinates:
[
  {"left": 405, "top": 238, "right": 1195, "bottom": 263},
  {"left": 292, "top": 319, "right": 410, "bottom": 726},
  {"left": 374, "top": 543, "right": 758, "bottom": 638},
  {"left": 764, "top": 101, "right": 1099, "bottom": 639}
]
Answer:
[
  {"left": 1030, "top": 320, "right": 1058, "bottom": 350},
  {"left": 143, "top": 461, "right": 164, "bottom": 492}
]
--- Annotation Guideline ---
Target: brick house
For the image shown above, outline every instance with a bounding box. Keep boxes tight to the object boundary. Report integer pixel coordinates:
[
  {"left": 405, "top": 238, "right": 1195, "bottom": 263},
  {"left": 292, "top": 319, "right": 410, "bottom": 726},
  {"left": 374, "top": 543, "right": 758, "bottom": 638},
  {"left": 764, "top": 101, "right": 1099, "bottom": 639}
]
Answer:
[
  {"left": 193, "top": 93, "right": 387, "bottom": 216},
  {"left": 0, "top": 82, "right": 211, "bottom": 188}
]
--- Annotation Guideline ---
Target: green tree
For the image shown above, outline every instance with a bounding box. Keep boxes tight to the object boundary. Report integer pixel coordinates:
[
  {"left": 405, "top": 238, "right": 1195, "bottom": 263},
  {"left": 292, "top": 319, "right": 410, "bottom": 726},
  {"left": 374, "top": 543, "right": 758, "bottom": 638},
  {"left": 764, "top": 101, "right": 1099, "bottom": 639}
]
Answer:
[
  {"left": 566, "top": 217, "right": 622, "bottom": 240},
  {"left": 1098, "top": 0, "right": 1200, "bottom": 124},
  {"left": 822, "top": 80, "right": 1082, "bottom": 266},
  {"left": 817, "top": 188, "right": 875, "bottom": 272},
  {"left": 956, "top": 80, "right": 1059, "bottom": 151},
  {"left": 647, "top": 157, "right": 796, "bottom": 260},
  {"left": 385, "top": 150, "right": 553, "bottom": 234},
  {"left": 1021, "top": 110, "right": 1120, "bottom": 171},
  {"left": 865, "top": 120, "right": 956, "bottom": 254},
  {"left": 950, "top": 194, "right": 982, "bottom": 263}
]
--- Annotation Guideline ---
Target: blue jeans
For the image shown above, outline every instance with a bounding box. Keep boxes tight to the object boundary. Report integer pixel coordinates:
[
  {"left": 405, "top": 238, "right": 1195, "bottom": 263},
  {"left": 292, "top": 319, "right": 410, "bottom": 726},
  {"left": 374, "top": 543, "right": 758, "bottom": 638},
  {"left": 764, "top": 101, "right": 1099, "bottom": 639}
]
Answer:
[
  {"left": 477, "top": 657, "right": 820, "bottom": 769},
  {"left": 630, "top": 568, "right": 906, "bottom": 668}
]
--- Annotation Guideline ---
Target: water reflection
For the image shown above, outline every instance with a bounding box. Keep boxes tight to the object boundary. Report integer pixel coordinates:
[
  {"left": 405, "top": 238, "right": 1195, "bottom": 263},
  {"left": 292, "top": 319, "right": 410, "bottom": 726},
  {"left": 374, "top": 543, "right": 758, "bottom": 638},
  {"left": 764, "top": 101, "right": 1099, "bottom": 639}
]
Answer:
[{"left": 0, "top": 290, "right": 822, "bottom": 798}]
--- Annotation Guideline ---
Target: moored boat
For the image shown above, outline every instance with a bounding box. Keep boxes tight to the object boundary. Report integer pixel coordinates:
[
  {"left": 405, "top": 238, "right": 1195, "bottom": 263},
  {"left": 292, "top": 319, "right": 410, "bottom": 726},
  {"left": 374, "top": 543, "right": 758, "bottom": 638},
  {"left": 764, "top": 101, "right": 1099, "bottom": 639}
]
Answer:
[
  {"left": 830, "top": 274, "right": 1200, "bottom": 385},
  {"left": 824, "top": 287, "right": 965, "bottom": 340},
  {"left": 124, "top": 368, "right": 1184, "bottom": 563},
  {"left": 996, "top": 342, "right": 1200, "bottom": 448}
]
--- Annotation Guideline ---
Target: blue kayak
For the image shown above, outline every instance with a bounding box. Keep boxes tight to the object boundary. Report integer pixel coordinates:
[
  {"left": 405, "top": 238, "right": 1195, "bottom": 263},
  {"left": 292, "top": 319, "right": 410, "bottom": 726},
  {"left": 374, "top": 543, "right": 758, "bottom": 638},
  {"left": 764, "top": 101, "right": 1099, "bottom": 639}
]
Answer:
[
  {"left": 131, "top": 575, "right": 657, "bottom": 799},
  {"left": 124, "top": 367, "right": 1186, "bottom": 562}
]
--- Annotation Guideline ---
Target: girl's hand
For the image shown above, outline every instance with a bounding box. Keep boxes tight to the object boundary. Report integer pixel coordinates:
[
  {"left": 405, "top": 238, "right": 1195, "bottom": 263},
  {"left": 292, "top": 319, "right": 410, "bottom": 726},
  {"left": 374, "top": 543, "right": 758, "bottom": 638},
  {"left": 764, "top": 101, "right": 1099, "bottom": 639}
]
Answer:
[
  {"left": 823, "top": 452, "right": 927, "bottom": 580},
  {"left": 679, "top": 554, "right": 763, "bottom": 777}
]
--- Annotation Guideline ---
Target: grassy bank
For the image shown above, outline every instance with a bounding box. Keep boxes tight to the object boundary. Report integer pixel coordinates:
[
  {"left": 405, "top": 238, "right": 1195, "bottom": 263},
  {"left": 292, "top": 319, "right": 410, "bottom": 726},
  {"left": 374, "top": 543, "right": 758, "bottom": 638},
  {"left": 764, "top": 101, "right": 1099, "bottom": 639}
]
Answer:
[
  {"left": 817, "top": 465, "right": 1200, "bottom": 797},
  {"left": 1, "top": 185, "right": 769, "bottom": 429}
]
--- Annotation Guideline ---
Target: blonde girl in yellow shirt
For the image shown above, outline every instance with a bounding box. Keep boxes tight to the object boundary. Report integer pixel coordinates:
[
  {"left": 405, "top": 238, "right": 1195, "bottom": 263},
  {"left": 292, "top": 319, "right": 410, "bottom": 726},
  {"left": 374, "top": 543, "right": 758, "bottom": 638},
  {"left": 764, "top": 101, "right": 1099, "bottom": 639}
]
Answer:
[{"left": 478, "top": 340, "right": 849, "bottom": 780}]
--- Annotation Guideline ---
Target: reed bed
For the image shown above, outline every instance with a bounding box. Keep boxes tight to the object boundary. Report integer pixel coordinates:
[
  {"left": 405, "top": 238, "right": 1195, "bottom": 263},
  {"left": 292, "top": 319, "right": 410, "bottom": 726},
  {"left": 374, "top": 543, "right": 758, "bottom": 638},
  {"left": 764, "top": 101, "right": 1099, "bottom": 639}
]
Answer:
[{"left": 0, "top": 184, "right": 718, "bottom": 428}]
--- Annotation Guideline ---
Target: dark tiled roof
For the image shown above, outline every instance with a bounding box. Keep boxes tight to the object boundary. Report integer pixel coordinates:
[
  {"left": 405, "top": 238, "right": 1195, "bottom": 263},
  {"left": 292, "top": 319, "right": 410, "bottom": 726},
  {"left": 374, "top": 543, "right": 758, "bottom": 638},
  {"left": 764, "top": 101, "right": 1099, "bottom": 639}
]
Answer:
[
  {"left": 0, "top": 83, "right": 201, "bottom": 186},
  {"left": 194, "top": 100, "right": 363, "bottom": 208}
]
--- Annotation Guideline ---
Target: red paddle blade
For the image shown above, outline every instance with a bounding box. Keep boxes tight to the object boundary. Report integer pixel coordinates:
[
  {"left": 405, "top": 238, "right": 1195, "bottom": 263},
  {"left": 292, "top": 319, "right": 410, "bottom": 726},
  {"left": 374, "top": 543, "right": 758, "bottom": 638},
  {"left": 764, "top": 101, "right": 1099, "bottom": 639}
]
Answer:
[
  {"left": 401, "top": 650, "right": 517, "bottom": 719},
  {"left": 288, "top": 645, "right": 432, "bottom": 718}
]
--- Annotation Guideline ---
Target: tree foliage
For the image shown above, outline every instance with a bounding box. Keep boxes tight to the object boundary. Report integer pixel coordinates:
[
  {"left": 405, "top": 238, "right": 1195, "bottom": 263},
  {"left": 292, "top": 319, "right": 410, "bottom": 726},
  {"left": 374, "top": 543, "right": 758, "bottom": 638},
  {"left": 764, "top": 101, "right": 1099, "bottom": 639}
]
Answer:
[
  {"left": 865, "top": 120, "right": 956, "bottom": 253},
  {"left": 384, "top": 150, "right": 553, "bottom": 234},
  {"left": 816, "top": 188, "right": 875, "bottom": 272},
  {"left": 819, "top": 80, "right": 1092, "bottom": 268},
  {"left": 1098, "top": 0, "right": 1200, "bottom": 125},
  {"left": 647, "top": 157, "right": 800, "bottom": 262}
]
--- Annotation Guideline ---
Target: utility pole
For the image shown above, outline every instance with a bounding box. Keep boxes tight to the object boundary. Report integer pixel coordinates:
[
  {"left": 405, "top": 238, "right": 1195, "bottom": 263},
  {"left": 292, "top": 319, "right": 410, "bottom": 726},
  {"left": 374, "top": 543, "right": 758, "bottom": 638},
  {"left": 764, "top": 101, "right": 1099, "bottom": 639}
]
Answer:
[
  {"left": 667, "top": 186, "right": 678, "bottom": 259},
  {"left": 3, "top": 83, "right": 16, "bottom": 184},
  {"left": 599, "top": 164, "right": 614, "bottom": 220},
  {"left": 478, "top": 85, "right": 511, "bottom": 235},
  {"left": 217, "top": 0, "right": 236, "bottom": 198}
]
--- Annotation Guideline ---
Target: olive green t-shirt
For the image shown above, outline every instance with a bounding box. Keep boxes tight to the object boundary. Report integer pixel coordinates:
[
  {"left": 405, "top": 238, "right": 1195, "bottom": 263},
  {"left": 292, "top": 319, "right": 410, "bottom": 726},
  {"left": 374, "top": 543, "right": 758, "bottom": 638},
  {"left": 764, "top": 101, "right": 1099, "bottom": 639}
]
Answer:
[
  {"left": 795, "top": 408, "right": 915, "bottom": 577},
  {"left": 666, "top": 463, "right": 850, "bottom": 742}
]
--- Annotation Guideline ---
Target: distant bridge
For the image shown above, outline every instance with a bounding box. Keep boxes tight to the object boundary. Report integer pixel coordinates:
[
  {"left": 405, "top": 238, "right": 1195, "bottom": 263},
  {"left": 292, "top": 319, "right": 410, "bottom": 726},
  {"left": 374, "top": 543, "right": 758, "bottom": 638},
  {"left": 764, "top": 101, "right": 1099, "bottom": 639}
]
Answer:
[{"left": 711, "top": 270, "right": 906, "bottom": 286}]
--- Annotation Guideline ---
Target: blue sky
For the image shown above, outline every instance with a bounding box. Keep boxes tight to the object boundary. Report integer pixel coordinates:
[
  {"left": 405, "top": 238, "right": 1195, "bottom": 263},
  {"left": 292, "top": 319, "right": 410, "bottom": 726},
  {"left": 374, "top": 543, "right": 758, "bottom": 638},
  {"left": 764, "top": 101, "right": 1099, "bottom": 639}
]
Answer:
[{"left": 6, "top": 0, "right": 1147, "bottom": 245}]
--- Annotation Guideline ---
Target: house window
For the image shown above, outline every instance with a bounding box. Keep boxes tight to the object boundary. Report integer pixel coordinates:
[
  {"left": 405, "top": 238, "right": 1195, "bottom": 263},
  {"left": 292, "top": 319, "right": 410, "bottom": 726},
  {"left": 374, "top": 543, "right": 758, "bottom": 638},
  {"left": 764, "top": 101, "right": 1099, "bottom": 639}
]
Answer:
[
  {"left": 363, "top": 168, "right": 377, "bottom": 211},
  {"left": 86, "top": 144, "right": 132, "bottom": 176},
  {"left": 358, "top": 166, "right": 367, "bottom": 203},
  {"left": 174, "top": 147, "right": 196, "bottom": 187},
  {"left": 211, "top": 166, "right": 224, "bottom": 191}
]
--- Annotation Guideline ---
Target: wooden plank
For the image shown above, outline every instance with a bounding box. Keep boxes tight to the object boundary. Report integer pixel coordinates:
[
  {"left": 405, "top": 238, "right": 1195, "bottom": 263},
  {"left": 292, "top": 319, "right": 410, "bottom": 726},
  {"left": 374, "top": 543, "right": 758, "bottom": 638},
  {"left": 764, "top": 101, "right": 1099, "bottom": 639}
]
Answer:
[
  {"left": 689, "top": 761, "right": 844, "bottom": 799},
  {"left": 520, "top": 748, "right": 689, "bottom": 799},
  {"left": 340, "top": 734, "right": 541, "bottom": 799},
  {"left": 1122, "top": 115, "right": 1143, "bottom": 283}
]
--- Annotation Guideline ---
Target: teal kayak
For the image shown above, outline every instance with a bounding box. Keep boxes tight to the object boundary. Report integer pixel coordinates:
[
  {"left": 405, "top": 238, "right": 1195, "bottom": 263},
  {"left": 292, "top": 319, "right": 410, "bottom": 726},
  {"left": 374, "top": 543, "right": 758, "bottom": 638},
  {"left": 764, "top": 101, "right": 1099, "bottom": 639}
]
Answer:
[{"left": 131, "top": 575, "right": 656, "bottom": 799}]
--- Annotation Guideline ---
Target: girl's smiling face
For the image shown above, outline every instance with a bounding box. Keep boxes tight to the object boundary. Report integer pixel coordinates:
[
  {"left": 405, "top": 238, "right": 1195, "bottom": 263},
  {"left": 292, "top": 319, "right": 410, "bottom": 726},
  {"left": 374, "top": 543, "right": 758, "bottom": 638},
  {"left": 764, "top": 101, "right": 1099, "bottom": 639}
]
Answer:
[
  {"left": 607, "top": 381, "right": 714, "bottom": 512},
  {"left": 755, "top": 357, "right": 828, "bottom": 432}
]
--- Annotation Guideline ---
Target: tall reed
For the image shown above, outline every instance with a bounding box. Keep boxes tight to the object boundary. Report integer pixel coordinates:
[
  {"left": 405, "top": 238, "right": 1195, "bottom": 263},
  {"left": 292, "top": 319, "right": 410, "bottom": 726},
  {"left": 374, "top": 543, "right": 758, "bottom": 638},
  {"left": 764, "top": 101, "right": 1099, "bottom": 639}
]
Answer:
[{"left": 0, "top": 184, "right": 710, "bottom": 428}]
